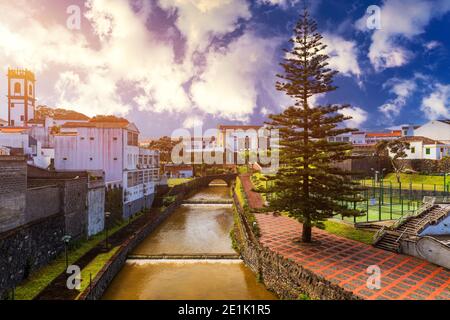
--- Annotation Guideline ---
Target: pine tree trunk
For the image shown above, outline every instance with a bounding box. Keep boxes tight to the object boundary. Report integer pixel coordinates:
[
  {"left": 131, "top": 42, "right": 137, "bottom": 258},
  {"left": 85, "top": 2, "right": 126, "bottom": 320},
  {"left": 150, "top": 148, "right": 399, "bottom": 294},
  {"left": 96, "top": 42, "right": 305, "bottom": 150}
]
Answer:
[{"left": 302, "top": 217, "right": 312, "bottom": 243}]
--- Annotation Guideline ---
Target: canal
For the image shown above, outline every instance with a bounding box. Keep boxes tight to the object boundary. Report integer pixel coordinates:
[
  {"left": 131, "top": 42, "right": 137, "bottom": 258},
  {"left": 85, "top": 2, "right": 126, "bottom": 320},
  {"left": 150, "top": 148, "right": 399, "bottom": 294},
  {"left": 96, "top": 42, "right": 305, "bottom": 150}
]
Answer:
[{"left": 102, "top": 185, "right": 276, "bottom": 300}]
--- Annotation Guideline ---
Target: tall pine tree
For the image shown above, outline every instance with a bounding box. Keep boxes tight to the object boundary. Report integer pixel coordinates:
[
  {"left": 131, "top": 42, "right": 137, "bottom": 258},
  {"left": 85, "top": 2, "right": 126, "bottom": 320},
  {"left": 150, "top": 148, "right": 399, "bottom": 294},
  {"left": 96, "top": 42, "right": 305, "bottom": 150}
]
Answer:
[{"left": 262, "top": 9, "right": 365, "bottom": 243}]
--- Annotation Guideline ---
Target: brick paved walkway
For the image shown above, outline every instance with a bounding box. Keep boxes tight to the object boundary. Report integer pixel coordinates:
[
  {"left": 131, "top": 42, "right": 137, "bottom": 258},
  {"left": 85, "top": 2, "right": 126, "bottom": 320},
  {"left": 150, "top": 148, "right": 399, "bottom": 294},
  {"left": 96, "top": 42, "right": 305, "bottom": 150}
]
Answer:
[
  {"left": 240, "top": 174, "right": 264, "bottom": 210},
  {"left": 239, "top": 174, "right": 450, "bottom": 300},
  {"left": 256, "top": 214, "right": 450, "bottom": 300}
]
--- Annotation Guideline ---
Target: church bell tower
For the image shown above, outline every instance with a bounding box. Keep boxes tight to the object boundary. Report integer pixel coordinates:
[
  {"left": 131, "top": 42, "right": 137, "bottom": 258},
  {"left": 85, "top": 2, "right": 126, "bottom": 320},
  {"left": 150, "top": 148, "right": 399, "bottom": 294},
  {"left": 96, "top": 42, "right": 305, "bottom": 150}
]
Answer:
[{"left": 7, "top": 68, "right": 36, "bottom": 127}]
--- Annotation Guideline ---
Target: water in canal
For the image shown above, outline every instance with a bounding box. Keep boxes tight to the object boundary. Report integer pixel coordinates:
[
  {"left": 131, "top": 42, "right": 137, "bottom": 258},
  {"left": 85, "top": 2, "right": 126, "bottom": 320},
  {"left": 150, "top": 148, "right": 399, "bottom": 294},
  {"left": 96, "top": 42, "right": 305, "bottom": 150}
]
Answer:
[{"left": 102, "top": 186, "right": 276, "bottom": 300}]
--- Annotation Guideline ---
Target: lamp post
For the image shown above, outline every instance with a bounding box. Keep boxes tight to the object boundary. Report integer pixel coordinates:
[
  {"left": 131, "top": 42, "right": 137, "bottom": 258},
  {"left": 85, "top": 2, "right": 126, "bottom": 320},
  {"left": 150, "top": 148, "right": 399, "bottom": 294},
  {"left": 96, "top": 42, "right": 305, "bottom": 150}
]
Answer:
[
  {"left": 62, "top": 235, "right": 72, "bottom": 270},
  {"left": 380, "top": 168, "right": 386, "bottom": 204},
  {"left": 444, "top": 173, "right": 448, "bottom": 197},
  {"left": 104, "top": 212, "right": 111, "bottom": 250}
]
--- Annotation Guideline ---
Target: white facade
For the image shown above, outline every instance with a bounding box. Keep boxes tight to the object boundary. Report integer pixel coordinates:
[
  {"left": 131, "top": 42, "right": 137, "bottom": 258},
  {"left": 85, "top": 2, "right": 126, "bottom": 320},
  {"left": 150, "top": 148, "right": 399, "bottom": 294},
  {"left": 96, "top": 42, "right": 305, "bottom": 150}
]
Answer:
[
  {"left": 54, "top": 121, "right": 160, "bottom": 217},
  {"left": 395, "top": 138, "right": 450, "bottom": 160},
  {"left": 55, "top": 126, "right": 127, "bottom": 183},
  {"left": 0, "top": 128, "right": 51, "bottom": 167},
  {"left": 413, "top": 120, "right": 450, "bottom": 144},
  {"left": 7, "top": 69, "right": 35, "bottom": 127}
]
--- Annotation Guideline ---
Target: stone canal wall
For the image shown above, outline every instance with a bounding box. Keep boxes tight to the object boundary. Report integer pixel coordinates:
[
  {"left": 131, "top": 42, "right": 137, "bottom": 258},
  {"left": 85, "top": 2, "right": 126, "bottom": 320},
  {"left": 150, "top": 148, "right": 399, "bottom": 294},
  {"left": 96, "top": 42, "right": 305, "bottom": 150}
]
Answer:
[
  {"left": 0, "top": 214, "right": 65, "bottom": 298},
  {"left": 78, "top": 192, "right": 185, "bottom": 300},
  {"left": 232, "top": 190, "right": 359, "bottom": 300}
]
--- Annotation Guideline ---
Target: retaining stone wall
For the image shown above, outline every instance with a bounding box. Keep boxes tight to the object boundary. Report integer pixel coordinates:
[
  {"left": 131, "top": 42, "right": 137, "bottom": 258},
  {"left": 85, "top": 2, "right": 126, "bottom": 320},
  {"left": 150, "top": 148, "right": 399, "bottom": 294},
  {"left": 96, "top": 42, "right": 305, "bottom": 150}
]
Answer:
[
  {"left": 0, "top": 214, "right": 65, "bottom": 298},
  {"left": 232, "top": 189, "right": 360, "bottom": 300}
]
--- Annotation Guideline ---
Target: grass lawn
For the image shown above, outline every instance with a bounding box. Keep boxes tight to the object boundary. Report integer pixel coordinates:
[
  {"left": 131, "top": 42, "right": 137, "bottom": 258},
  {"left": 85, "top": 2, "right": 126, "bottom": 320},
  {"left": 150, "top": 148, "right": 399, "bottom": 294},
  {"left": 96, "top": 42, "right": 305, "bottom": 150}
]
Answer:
[
  {"left": 167, "top": 178, "right": 192, "bottom": 187},
  {"left": 14, "top": 216, "right": 139, "bottom": 300},
  {"left": 341, "top": 200, "right": 421, "bottom": 223},
  {"left": 323, "top": 220, "right": 374, "bottom": 245},
  {"left": 361, "top": 173, "right": 449, "bottom": 191},
  {"left": 235, "top": 177, "right": 248, "bottom": 208},
  {"left": 75, "top": 246, "right": 120, "bottom": 299}
]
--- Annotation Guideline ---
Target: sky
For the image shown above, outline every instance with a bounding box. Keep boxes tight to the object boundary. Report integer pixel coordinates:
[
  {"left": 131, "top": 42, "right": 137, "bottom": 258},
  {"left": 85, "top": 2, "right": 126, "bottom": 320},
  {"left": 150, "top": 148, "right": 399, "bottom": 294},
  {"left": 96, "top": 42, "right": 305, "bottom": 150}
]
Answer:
[{"left": 0, "top": 0, "right": 449, "bottom": 138}]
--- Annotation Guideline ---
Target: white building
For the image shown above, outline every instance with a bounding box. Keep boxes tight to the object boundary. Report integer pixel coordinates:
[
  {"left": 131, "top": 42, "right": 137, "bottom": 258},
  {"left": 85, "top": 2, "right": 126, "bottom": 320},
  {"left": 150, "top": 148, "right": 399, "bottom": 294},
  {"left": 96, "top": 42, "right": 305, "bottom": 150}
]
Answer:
[
  {"left": 0, "top": 127, "right": 51, "bottom": 167},
  {"left": 328, "top": 132, "right": 367, "bottom": 144},
  {"left": 412, "top": 120, "right": 450, "bottom": 144},
  {"left": 396, "top": 136, "right": 450, "bottom": 160},
  {"left": 7, "top": 69, "right": 36, "bottom": 127},
  {"left": 54, "top": 119, "right": 159, "bottom": 218}
]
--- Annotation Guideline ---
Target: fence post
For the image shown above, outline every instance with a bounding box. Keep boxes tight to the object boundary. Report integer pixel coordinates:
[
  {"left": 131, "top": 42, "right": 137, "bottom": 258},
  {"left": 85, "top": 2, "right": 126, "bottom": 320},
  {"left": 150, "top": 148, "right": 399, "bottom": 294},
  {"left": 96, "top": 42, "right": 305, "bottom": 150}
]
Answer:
[
  {"left": 366, "top": 189, "right": 369, "bottom": 222},
  {"left": 390, "top": 182, "right": 393, "bottom": 220}
]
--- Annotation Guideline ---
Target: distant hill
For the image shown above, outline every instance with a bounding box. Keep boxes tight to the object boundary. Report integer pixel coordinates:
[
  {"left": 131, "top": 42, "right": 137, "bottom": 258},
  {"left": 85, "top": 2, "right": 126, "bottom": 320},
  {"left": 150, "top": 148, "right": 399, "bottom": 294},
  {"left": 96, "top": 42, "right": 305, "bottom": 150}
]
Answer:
[{"left": 35, "top": 105, "right": 90, "bottom": 121}]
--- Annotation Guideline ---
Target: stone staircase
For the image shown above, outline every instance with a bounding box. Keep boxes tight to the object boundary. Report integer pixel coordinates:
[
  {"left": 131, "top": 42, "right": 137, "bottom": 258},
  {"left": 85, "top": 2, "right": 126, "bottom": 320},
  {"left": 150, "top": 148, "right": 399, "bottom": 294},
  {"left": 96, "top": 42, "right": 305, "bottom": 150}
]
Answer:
[
  {"left": 373, "top": 204, "right": 450, "bottom": 252},
  {"left": 374, "top": 231, "right": 401, "bottom": 252}
]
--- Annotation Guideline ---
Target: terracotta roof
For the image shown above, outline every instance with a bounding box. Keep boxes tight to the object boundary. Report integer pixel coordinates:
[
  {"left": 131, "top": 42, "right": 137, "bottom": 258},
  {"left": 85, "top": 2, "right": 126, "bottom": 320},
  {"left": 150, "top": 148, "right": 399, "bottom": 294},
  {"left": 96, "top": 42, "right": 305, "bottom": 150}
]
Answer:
[
  {"left": 218, "top": 124, "right": 263, "bottom": 130},
  {"left": 366, "top": 130, "right": 402, "bottom": 138},
  {"left": 53, "top": 114, "right": 90, "bottom": 121},
  {"left": 62, "top": 122, "right": 129, "bottom": 129},
  {"left": 0, "top": 127, "right": 28, "bottom": 133},
  {"left": 400, "top": 136, "right": 444, "bottom": 144},
  {"left": 54, "top": 132, "right": 78, "bottom": 136},
  {"left": 27, "top": 118, "right": 45, "bottom": 124}
]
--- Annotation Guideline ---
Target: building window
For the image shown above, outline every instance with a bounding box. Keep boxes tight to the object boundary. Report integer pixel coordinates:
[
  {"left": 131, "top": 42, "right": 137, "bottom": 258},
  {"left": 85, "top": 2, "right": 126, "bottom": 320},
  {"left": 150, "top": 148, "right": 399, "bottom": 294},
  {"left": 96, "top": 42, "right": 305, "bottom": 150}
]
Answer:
[
  {"left": 90, "top": 137, "right": 94, "bottom": 141},
  {"left": 63, "top": 157, "right": 68, "bottom": 161},
  {"left": 127, "top": 132, "right": 138, "bottom": 146},
  {"left": 10, "top": 103, "right": 14, "bottom": 108},
  {"left": 10, "top": 120, "right": 15, "bottom": 126},
  {"left": 80, "top": 137, "right": 85, "bottom": 140},
  {"left": 90, "top": 157, "right": 93, "bottom": 161},
  {"left": 245, "top": 136, "right": 250, "bottom": 149},
  {"left": 113, "top": 137, "right": 118, "bottom": 141},
  {"left": 425, "top": 148, "right": 431, "bottom": 155},
  {"left": 14, "top": 82, "right": 21, "bottom": 95},
  {"left": 440, "top": 148, "right": 444, "bottom": 153},
  {"left": 29, "top": 85, "right": 33, "bottom": 96},
  {"left": 114, "top": 157, "right": 118, "bottom": 161},
  {"left": 410, "top": 147, "right": 415, "bottom": 154},
  {"left": 20, "top": 115, "right": 24, "bottom": 121}
]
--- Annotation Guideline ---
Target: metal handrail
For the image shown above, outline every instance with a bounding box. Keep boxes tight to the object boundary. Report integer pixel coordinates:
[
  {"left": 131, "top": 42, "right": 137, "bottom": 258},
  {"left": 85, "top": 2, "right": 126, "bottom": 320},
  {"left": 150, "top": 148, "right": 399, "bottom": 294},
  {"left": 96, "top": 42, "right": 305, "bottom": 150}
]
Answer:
[
  {"left": 373, "top": 226, "right": 386, "bottom": 244},
  {"left": 390, "top": 202, "right": 434, "bottom": 230}
]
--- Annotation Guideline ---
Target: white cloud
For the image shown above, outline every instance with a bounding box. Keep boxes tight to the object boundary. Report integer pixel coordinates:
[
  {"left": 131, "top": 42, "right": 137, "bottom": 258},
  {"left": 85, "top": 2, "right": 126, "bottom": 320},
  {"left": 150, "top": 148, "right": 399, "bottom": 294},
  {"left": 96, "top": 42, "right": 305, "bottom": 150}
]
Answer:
[
  {"left": 191, "top": 32, "right": 281, "bottom": 121},
  {"left": 356, "top": 0, "right": 450, "bottom": 71},
  {"left": 159, "top": 0, "right": 251, "bottom": 53},
  {"left": 379, "top": 78, "right": 417, "bottom": 118},
  {"left": 256, "top": 0, "right": 299, "bottom": 8},
  {"left": 323, "top": 33, "right": 361, "bottom": 77},
  {"left": 0, "top": 0, "right": 285, "bottom": 124},
  {"left": 340, "top": 106, "right": 368, "bottom": 128},
  {"left": 421, "top": 84, "right": 450, "bottom": 120},
  {"left": 424, "top": 40, "right": 441, "bottom": 51},
  {"left": 182, "top": 115, "right": 204, "bottom": 128}
]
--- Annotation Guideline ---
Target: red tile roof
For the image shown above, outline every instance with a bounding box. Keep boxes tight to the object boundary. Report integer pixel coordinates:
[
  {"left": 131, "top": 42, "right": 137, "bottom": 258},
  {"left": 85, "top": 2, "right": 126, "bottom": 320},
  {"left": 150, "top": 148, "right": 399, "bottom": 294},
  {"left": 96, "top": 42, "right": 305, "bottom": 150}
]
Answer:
[
  {"left": 366, "top": 130, "right": 402, "bottom": 138},
  {"left": 400, "top": 136, "right": 443, "bottom": 144},
  {"left": 218, "top": 125, "right": 263, "bottom": 130},
  {"left": 0, "top": 127, "right": 28, "bottom": 133},
  {"left": 62, "top": 122, "right": 129, "bottom": 129}
]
